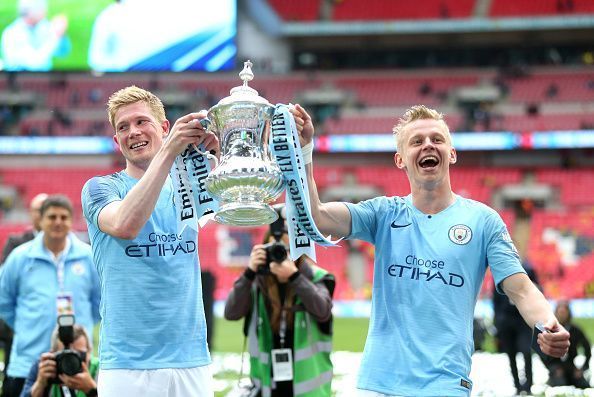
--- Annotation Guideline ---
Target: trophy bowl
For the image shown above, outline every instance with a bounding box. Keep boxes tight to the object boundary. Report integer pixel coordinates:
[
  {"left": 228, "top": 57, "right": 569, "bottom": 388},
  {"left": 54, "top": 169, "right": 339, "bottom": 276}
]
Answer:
[{"left": 204, "top": 61, "right": 285, "bottom": 226}]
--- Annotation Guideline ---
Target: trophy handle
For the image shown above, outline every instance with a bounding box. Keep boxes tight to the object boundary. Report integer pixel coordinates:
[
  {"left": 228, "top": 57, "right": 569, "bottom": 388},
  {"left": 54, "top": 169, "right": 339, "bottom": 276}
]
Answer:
[
  {"left": 190, "top": 117, "right": 219, "bottom": 168},
  {"left": 192, "top": 144, "right": 219, "bottom": 168}
]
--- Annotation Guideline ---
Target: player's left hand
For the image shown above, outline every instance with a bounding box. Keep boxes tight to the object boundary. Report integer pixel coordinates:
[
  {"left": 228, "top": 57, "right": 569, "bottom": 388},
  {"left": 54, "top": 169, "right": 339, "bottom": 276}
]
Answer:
[{"left": 537, "top": 319, "right": 570, "bottom": 358}]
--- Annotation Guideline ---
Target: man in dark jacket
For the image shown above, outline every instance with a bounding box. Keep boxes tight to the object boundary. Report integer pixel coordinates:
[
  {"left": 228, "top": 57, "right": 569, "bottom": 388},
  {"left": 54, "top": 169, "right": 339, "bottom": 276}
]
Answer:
[{"left": 1, "top": 193, "right": 48, "bottom": 263}]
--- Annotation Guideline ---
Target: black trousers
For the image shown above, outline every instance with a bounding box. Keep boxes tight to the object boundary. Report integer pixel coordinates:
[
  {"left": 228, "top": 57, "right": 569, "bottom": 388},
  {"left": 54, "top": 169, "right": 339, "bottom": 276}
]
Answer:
[
  {"left": 497, "top": 321, "right": 533, "bottom": 391},
  {"left": 2, "top": 376, "right": 25, "bottom": 397}
]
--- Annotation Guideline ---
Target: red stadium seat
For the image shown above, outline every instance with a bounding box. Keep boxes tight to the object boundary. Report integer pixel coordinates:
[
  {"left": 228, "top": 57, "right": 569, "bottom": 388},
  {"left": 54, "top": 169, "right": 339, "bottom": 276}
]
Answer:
[
  {"left": 332, "top": 0, "right": 474, "bottom": 21},
  {"left": 490, "top": 0, "right": 594, "bottom": 17}
]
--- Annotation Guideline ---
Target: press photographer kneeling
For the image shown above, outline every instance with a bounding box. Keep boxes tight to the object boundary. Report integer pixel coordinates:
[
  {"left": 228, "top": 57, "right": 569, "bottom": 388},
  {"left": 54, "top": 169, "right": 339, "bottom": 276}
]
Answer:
[
  {"left": 20, "top": 315, "right": 98, "bottom": 397},
  {"left": 225, "top": 209, "right": 335, "bottom": 397}
]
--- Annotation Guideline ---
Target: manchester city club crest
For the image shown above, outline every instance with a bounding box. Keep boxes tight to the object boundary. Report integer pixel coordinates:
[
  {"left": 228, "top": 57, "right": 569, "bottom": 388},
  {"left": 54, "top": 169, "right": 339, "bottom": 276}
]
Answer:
[{"left": 448, "top": 224, "right": 472, "bottom": 245}]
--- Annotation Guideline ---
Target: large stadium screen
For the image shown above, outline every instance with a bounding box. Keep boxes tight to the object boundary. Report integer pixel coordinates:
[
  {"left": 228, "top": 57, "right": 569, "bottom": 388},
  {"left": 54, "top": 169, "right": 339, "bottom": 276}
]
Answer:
[{"left": 0, "top": 0, "right": 236, "bottom": 72}]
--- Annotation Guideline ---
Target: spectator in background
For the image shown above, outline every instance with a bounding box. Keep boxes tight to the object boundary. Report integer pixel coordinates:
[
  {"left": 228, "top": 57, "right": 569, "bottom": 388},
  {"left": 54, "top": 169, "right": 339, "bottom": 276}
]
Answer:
[
  {"left": 0, "top": 176, "right": 19, "bottom": 214},
  {"left": 224, "top": 211, "right": 335, "bottom": 397},
  {"left": 556, "top": 0, "right": 574, "bottom": 12},
  {"left": 1, "top": 193, "right": 49, "bottom": 263},
  {"left": 526, "top": 103, "right": 540, "bottom": 116},
  {"left": 0, "top": 105, "right": 13, "bottom": 135},
  {"left": 69, "top": 90, "right": 81, "bottom": 108},
  {"left": 0, "top": 193, "right": 48, "bottom": 396},
  {"left": 439, "top": 1, "right": 450, "bottom": 18},
  {"left": 0, "top": 195, "right": 100, "bottom": 397},
  {"left": 51, "top": 108, "right": 72, "bottom": 128},
  {"left": 6, "top": 72, "right": 19, "bottom": 91},
  {"left": 290, "top": 103, "right": 570, "bottom": 396},
  {"left": 318, "top": 0, "right": 335, "bottom": 21},
  {"left": 546, "top": 83, "right": 559, "bottom": 99},
  {"left": 0, "top": 0, "right": 70, "bottom": 71},
  {"left": 418, "top": 81, "right": 433, "bottom": 97},
  {"left": 544, "top": 300, "right": 592, "bottom": 389},
  {"left": 81, "top": 86, "right": 219, "bottom": 396},
  {"left": 493, "top": 263, "right": 541, "bottom": 395},
  {"left": 88, "top": 88, "right": 103, "bottom": 104},
  {"left": 472, "top": 317, "right": 487, "bottom": 352},
  {"left": 20, "top": 324, "right": 99, "bottom": 397}
]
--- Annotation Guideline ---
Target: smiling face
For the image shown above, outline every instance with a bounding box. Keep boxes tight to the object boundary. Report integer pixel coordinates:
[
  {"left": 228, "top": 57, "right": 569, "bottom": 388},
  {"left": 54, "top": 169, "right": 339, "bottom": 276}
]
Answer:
[
  {"left": 112, "top": 101, "right": 169, "bottom": 173},
  {"left": 395, "top": 118, "right": 457, "bottom": 189}
]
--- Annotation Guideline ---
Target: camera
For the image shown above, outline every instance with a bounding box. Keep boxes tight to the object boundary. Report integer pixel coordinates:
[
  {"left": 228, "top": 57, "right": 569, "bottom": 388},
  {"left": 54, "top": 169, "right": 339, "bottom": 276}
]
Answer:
[
  {"left": 265, "top": 241, "right": 288, "bottom": 264},
  {"left": 50, "top": 314, "right": 85, "bottom": 383},
  {"left": 257, "top": 208, "right": 289, "bottom": 275}
]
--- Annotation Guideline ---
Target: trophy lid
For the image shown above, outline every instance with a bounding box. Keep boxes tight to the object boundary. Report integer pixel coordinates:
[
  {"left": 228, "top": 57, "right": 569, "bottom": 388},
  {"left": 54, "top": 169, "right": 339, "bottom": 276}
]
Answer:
[{"left": 216, "top": 60, "right": 271, "bottom": 106}]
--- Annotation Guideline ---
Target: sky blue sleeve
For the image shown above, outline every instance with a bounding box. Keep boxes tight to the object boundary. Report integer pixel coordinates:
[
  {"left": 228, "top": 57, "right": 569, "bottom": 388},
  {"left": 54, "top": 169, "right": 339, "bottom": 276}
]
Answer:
[
  {"left": 0, "top": 251, "right": 19, "bottom": 328},
  {"left": 82, "top": 176, "right": 122, "bottom": 229},
  {"left": 485, "top": 209, "right": 525, "bottom": 293},
  {"left": 344, "top": 197, "right": 384, "bottom": 244}
]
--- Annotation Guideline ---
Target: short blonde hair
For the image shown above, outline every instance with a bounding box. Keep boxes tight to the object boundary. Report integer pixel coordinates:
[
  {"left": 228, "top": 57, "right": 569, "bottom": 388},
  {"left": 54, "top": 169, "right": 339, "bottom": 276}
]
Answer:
[
  {"left": 107, "top": 86, "right": 166, "bottom": 129},
  {"left": 392, "top": 105, "right": 450, "bottom": 152}
]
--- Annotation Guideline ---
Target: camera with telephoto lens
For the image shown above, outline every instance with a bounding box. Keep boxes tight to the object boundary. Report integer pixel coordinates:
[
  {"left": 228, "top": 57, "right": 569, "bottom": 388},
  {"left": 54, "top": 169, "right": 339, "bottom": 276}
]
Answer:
[
  {"left": 257, "top": 208, "right": 288, "bottom": 275},
  {"left": 50, "top": 314, "right": 85, "bottom": 383}
]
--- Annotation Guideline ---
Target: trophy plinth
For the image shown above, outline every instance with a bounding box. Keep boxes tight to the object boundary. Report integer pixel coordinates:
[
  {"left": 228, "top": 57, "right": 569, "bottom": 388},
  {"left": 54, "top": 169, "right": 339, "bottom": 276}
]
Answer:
[{"left": 204, "top": 61, "right": 285, "bottom": 226}]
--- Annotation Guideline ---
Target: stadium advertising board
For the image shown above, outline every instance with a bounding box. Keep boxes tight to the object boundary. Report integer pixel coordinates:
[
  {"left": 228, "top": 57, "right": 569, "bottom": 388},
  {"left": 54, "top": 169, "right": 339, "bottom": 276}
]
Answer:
[
  {"left": 3, "top": 131, "right": 594, "bottom": 155},
  {"left": 0, "top": 0, "right": 236, "bottom": 72}
]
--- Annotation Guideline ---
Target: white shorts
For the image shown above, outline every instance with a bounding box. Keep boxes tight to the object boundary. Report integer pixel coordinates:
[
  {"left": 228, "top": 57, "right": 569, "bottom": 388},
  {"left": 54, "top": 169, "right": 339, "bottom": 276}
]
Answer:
[{"left": 98, "top": 365, "right": 213, "bottom": 397}]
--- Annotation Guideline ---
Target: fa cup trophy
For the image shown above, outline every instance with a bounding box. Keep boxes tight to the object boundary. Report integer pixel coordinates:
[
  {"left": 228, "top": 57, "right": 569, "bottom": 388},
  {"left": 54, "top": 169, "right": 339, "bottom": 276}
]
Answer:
[{"left": 204, "top": 61, "right": 285, "bottom": 226}]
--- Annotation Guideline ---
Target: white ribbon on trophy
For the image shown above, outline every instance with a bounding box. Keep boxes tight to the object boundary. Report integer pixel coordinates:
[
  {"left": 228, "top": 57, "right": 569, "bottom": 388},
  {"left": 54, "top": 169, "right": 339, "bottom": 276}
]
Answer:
[
  {"left": 170, "top": 144, "right": 219, "bottom": 233},
  {"left": 269, "top": 104, "right": 340, "bottom": 261}
]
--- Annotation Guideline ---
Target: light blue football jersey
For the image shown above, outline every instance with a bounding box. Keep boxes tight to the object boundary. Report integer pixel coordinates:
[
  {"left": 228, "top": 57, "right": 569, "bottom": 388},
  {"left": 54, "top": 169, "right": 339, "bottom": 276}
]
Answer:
[
  {"left": 81, "top": 171, "right": 210, "bottom": 370},
  {"left": 346, "top": 194, "right": 524, "bottom": 396}
]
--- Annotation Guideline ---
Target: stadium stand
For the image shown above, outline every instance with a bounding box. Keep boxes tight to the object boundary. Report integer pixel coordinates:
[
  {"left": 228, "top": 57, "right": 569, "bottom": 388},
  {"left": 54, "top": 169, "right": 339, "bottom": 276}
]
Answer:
[
  {"left": 267, "top": 0, "right": 594, "bottom": 20},
  {"left": 4, "top": 65, "right": 594, "bottom": 138},
  {"left": 528, "top": 209, "right": 594, "bottom": 299},
  {"left": 267, "top": 0, "right": 321, "bottom": 21},
  {"left": 332, "top": 0, "right": 475, "bottom": 20},
  {"left": 268, "top": 0, "right": 475, "bottom": 21},
  {"left": 1, "top": 0, "right": 594, "bottom": 304},
  {"left": 489, "top": 0, "right": 594, "bottom": 17}
]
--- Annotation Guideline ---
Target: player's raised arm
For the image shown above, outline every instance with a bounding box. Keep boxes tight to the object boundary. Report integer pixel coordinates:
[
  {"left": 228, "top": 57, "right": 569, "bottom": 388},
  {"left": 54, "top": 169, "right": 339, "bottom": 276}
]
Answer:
[{"left": 290, "top": 104, "right": 352, "bottom": 239}]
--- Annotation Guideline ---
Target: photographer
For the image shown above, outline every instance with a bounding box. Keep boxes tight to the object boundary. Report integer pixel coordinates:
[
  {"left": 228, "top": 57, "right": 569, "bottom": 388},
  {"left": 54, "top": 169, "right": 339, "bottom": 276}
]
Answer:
[
  {"left": 544, "top": 300, "right": 591, "bottom": 389},
  {"left": 224, "top": 212, "right": 335, "bottom": 397},
  {"left": 20, "top": 321, "right": 98, "bottom": 397}
]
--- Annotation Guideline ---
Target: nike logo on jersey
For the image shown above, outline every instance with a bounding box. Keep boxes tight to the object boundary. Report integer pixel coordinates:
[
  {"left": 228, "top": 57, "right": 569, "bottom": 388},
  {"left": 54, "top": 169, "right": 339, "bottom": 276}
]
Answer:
[{"left": 391, "top": 221, "right": 412, "bottom": 228}]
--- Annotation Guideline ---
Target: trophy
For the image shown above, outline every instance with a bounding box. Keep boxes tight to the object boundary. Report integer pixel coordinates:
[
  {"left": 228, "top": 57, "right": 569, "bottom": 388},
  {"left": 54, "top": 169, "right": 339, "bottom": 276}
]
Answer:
[{"left": 204, "top": 60, "right": 285, "bottom": 226}]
